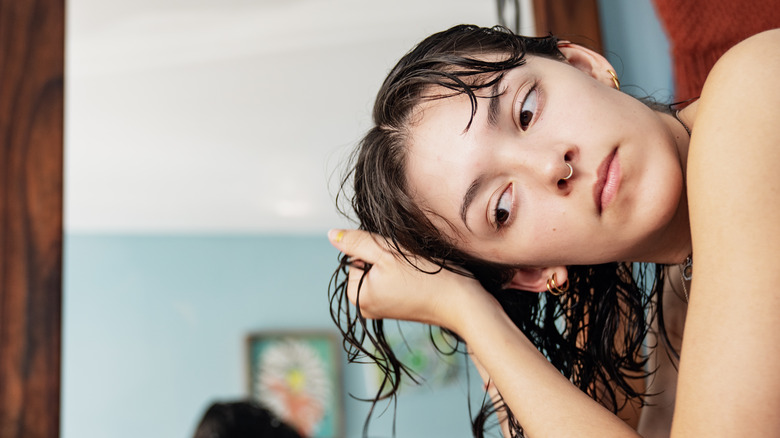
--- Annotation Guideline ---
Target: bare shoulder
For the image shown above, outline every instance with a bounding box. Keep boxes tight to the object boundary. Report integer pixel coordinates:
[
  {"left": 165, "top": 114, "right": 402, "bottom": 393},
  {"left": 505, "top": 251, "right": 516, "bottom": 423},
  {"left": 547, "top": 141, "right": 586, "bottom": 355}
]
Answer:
[
  {"left": 689, "top": 28, "right": 780, "bottom": 161},
  {"left": 689, "top": 27, "right": 780, "bottom": 215},
  {"left": 717, "top": 28, "right": 780, "bottom": 58},
  {"left": 690, "top": 28, "right": 780, "bottom": 204},
  {"left": 700, "top": 28, "right": 780, "bottom": 98},
  {"left": 673, "top": 28, "right": 780, "bottom": 437},
  {"left": 687, "top": 26, "right": 780, "bottom": 308}
]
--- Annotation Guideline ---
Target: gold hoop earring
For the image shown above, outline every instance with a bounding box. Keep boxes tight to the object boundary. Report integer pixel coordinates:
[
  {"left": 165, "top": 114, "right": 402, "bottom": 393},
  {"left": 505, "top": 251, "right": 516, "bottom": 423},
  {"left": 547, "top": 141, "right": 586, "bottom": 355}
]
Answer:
[
  {"left": 607, "top": 69, "right": 620, "bottom": 91},
  {"left": 546, "top": 273, "right": 569, "bottom": 296}
]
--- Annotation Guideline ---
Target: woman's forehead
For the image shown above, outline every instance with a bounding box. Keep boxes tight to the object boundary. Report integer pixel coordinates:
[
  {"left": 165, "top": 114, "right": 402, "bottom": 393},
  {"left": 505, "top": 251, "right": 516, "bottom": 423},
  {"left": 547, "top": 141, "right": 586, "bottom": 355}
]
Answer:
[{"left": 404, "top": 97, "right": 483, "bottom": 227}]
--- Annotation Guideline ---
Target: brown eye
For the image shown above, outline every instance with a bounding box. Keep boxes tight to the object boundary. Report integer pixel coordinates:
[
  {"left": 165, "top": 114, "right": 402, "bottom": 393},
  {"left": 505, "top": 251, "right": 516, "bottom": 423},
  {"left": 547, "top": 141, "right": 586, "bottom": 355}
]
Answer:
[
  {"left": 493, "top": 185, "right": 513, "bottom": 229},
  {"left": 495, "top": 208, "right": 509, "bottom": 224},
  {"left": 520, "top": 110, "right": 533, "bottom": 129},
  {"left": 519, "top": 88, "right": 537, "bottom": 131}
]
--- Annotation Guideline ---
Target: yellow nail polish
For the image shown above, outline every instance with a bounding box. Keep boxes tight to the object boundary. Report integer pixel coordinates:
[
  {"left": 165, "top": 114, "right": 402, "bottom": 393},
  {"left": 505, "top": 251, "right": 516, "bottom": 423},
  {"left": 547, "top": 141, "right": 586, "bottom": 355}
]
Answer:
[{"left": 335, "top": 230, "right": 345, "bottom": 243}]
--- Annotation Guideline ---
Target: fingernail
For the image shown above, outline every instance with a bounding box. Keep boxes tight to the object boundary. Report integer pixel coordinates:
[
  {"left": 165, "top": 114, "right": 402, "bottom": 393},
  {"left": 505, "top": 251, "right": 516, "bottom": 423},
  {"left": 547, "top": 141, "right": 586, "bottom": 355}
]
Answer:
[{"left": 329, "top": 229, "right": 344, "bottom": 243}]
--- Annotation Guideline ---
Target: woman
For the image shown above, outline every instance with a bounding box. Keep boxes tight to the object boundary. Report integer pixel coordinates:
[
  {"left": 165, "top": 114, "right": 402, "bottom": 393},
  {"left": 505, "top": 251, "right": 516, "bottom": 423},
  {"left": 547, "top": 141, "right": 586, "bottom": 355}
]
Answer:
[{"left": 328, "top": 24, "right": 780, "bottom": 437}]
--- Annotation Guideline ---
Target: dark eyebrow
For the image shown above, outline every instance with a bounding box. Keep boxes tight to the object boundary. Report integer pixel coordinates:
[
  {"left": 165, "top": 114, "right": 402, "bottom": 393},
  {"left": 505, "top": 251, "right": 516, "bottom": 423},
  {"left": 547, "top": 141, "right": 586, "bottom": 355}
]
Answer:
[
  {"left": 487, "top": 79, "right": 504, "bottom": 127},
  {"left": 460, "top": 176, "right": 485, "bottom": 231}
]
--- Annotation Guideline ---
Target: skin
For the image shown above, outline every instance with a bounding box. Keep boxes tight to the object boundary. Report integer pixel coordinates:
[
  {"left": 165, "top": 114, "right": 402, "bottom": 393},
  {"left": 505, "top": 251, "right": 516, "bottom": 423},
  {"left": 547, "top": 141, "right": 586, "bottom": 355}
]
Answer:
[
  {"left": 405, "top": 43, "right": 692, "bottom": 290},
  {"left": 329, "top": 29, "right": 780, "bottom": 437},
  {"left": 673, "top": 30, "right": 780, "bottom": 436}
]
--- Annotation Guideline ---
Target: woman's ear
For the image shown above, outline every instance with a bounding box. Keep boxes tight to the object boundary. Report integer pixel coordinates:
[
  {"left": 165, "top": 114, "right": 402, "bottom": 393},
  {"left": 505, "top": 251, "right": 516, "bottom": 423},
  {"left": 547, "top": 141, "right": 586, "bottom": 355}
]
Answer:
[
  {"left": 505, "top": 266, "right": 569, "bottom": 293},
  {"left": 557, "top": 42, "right": 617, "bottom": 88}
]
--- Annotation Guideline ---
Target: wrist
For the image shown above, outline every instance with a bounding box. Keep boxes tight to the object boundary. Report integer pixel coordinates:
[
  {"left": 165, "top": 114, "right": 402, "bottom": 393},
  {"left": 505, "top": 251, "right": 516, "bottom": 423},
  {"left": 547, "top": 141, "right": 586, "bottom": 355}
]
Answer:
[{"left": 440, "top": 279, "right": 504, "bottom": 337}]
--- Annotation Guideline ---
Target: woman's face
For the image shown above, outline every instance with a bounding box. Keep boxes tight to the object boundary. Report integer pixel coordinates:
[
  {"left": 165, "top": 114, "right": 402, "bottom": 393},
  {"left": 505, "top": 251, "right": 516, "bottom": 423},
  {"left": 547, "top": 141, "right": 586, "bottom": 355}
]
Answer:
[{"left": 405, "top": 49, "right": 685, "bottom": 269}]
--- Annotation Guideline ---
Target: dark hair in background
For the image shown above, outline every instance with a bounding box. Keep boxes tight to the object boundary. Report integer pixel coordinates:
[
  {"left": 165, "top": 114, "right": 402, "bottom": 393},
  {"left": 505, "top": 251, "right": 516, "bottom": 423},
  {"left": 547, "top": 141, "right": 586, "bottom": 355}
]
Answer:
[
  {"left": 193, "top": 401, "right": 303, "bottom": 438},
  {"left": 330, "top": 24, "right": 667, "bottom": 437}
]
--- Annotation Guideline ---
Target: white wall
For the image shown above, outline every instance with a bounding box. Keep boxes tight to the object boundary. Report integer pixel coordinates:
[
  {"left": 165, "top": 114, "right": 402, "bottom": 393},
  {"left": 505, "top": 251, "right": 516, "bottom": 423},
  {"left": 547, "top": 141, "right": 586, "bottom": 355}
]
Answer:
[{"left": 65, "top": 0, "right": 501, "bottom": 234}]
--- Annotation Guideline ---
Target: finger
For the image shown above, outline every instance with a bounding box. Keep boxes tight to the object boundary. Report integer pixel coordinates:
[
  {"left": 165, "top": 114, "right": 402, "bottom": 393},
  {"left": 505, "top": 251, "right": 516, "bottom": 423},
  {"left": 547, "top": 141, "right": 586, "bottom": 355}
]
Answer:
[
  {"left": 328, "top": 228, "right": 387, "bottom": 262},
  {"left": 345, "top": 257, "right": 368, "bottom": 271},
  {"left": 345, "top": 264, "right": 378, "bottom": 319}
]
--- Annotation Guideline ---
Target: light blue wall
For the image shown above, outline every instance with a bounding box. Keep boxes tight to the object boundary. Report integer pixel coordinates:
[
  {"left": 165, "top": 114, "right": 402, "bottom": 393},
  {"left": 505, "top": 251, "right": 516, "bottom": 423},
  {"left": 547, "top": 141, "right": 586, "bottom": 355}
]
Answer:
[
  {"left": 63, "top": 234, "right": 483, "bottom": 438},
  {"left": 598, "top": 0, "right": 674, "bottom": 101}
]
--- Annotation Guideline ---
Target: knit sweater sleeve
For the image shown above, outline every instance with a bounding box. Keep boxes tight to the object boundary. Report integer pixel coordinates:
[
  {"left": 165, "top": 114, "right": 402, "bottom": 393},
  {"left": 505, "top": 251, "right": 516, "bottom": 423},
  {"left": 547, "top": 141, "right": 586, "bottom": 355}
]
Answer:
[{"left": 652, "top": 0, "right": 780, "bottom": 101}]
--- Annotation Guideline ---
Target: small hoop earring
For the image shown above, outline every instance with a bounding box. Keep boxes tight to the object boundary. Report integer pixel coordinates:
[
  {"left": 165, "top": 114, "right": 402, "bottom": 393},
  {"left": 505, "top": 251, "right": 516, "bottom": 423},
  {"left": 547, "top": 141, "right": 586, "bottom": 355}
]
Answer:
[
  {"left": 562, "top": 163, "right": 573, "bottom": 180},
  {"left": 607, "top": 69, "right": 620, "bottom": 91},
  {"left": 546, "top": 273, "right": 569, "bottom": 296}
]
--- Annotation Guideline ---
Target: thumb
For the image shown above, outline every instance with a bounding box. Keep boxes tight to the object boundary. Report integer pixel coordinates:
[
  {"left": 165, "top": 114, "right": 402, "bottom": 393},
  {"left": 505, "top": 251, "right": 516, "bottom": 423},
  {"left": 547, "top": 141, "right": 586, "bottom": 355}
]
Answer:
[{"left": 328, "top": 228, "right": 386, "bottom": 263}]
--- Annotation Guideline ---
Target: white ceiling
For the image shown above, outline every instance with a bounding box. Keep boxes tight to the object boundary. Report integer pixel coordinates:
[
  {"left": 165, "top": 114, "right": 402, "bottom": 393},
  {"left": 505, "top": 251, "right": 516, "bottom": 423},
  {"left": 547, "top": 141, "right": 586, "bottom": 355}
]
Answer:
[{"left": 65, "top": 0, "right": 533, "bottom": 234}]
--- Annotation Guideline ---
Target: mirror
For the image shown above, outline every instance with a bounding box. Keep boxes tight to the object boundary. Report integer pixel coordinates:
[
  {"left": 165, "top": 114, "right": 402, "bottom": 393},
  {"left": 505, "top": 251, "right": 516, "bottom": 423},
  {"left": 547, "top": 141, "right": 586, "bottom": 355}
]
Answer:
[
  {"left": 63, "top": 1, "right": 671, "bottom": 436},
  {"left": 63, "top": 1, "right": 502, "bottom": 437}
]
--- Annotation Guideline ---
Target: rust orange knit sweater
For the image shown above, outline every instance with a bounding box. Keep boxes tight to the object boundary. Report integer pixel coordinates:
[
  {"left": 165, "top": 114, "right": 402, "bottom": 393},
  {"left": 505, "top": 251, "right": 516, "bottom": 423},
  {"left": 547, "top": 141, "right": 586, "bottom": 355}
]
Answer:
[{"left": 653, "top": 0, "right": 780, "bottom": 101}]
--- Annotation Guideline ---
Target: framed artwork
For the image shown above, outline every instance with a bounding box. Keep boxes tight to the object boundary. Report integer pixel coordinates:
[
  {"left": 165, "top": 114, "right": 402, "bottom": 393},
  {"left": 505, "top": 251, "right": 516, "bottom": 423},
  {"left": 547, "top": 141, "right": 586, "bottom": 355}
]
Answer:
[
  {"left": 366, "top": 323, "right": 461, "bottom": 395},
  {"left": 246, "top": 331, "right": 343, "bottom": 438}
]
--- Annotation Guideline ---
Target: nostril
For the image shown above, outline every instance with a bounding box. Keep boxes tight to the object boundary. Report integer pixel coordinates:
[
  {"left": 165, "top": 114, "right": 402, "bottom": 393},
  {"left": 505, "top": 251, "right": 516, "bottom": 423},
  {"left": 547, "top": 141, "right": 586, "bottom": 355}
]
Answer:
[
  {"left": 561, "top": 162, "right": 574, "bottom": 181},
  {"left": 558, "top": 179, "right": 567, "bottom": 189}
]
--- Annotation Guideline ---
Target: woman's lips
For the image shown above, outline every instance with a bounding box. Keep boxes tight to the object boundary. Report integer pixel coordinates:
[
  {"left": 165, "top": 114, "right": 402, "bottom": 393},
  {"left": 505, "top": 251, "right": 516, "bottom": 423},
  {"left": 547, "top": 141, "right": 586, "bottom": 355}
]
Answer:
[{"left": 594, "top": 149, "right": 620, "bottom": 213}]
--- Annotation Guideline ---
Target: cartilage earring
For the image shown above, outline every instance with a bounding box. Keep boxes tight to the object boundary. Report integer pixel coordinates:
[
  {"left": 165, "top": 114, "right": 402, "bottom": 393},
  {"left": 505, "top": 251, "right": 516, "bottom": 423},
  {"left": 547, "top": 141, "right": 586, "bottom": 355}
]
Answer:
[
  {"left": 607, "top": 69, "right": 620, "bottom": 91},
  {"left": 562, "top": 163, "right": 573, "bottom": 180},
  {"left": 546, "top": 273, "right": 569, "bottom": 296}
]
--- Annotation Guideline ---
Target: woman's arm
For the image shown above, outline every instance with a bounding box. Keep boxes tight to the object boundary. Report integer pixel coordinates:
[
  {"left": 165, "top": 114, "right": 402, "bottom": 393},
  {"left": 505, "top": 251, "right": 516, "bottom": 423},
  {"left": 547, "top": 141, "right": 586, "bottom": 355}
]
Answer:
[
  {"left": 469, "top": 353, "right": 513, "bottom": 438},
  {"left": 456, "top": 290, "right": 640, "bottom": 437},
  {"left": 637, "top": 274, "right": 687, "bottom": 438},
  {"left": 329, "top": 229, "right": 640, "bottom": 437},
  {"left": 674, "top": 28, "right": 780, "bottom": 436}
]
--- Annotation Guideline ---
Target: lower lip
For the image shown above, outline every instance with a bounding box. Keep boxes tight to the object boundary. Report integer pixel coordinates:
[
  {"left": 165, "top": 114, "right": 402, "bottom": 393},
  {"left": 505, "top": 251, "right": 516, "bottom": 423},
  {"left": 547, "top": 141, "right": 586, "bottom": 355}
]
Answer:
[{"left": 600, "top": 151, "right": 621, "bottom": 210}]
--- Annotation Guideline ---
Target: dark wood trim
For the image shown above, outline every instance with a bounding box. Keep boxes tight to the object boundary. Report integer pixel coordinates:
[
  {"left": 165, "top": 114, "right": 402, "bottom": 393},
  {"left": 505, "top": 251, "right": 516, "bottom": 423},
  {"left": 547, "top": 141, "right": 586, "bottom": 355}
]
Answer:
[
  {"left": 0, "top": 1, "right": 65, "bottom": 437},
  {"left": 532, "top": 0, "right": 603, "bottom": 52}
]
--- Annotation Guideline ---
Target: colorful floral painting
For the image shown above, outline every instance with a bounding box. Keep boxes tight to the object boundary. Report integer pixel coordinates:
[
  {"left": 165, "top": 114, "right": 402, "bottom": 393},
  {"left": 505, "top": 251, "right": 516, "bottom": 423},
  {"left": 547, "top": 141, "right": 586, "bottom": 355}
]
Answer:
[
  {"left": 369, "top": 323, "right": 461, "bottom": 395},
  {"left": 247, "top": 332, "right": 343, "bottom": 437}
]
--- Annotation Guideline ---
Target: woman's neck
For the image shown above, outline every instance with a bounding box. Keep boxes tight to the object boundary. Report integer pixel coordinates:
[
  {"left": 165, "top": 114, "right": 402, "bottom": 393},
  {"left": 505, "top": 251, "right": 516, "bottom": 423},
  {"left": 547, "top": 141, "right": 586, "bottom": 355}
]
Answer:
[
  {"left": 673, "top": 100, "right": 698, "bottom": 176},
  {"left": 638, "top": 101, "right": 699, "bottom": 265},
  {"left": 670, "top": 101, "right": 699, "bottom": 263}
]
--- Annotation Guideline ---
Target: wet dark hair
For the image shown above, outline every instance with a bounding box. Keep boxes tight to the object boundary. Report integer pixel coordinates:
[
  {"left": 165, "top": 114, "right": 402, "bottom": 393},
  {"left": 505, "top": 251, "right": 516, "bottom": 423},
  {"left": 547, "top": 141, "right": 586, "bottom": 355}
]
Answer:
[
  {"left": 192, "top": 400, "right": 303, "bottom": 438},
  {"left": 329, "top": 24, "right": 665, "bottom": 437}
]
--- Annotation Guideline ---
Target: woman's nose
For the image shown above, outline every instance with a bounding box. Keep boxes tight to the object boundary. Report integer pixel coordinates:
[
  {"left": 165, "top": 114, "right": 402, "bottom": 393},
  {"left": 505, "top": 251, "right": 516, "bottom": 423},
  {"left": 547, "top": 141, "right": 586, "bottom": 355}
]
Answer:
[
  {"left": 495, "top": 139, "right": 578, "bottom": 190},
  {"left": 528, "top": 147, "right": 578, "bottom": 193},
  {"left": 537, "top": 159, "right": 571, "bottom": 183}
]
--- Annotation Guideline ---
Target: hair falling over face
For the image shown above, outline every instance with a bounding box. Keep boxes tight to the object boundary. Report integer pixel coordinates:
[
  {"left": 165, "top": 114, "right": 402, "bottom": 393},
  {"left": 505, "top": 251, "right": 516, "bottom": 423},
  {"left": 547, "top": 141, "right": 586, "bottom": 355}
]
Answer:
[{"left": 330, "top": 24, "right": 676, "bottom": 438}]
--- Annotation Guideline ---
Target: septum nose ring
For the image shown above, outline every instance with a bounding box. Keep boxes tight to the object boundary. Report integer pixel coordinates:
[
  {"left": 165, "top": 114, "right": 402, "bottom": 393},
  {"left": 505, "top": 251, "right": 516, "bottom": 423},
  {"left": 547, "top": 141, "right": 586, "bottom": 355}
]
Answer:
[{"left": 562, "top": 163, "right": 574, "bottom": 180}]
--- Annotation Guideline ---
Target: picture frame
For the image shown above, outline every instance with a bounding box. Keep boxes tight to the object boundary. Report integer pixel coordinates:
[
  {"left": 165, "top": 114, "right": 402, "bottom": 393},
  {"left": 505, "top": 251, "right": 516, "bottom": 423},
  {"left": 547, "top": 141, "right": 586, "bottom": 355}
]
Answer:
[
  {"left": 367, "top": 323, "right": 461, "bottom": 395},
  {"left": 246, "top": 330, "right": 344, "bottom": 438}
]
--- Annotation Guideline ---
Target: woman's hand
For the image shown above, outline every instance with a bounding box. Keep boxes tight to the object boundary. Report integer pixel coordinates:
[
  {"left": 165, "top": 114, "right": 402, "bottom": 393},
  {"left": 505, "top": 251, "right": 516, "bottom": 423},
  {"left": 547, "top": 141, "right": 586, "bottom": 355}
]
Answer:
[
  {"left": 328, "top": 228, "right": 493, "bottom": 331},
  {"left": 329, "top": 229, "right": 640, "bottom": 437}
]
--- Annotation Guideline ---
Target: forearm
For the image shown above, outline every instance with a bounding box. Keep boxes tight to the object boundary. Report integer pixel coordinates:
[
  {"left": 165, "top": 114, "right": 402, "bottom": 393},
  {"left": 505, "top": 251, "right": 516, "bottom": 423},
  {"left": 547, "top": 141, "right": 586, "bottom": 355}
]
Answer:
[
  {"left": 456, "top": 295, "right": 641, "bottom": 437},
  {"left": 470, "top": 353, "right": 512, "bottom": 438}
]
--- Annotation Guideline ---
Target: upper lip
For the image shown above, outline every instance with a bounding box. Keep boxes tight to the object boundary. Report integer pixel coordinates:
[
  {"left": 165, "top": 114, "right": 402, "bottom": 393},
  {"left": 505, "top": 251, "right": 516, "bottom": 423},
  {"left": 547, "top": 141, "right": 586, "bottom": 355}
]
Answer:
[{"left": 593, "top": 149, "right": 617, "bottom": 213}]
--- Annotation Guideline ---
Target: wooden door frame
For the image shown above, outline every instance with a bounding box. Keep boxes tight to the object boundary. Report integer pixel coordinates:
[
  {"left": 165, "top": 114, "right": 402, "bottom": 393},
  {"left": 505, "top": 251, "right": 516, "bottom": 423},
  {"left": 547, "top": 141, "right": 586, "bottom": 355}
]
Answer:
[
  {"left": 0, "top": 1, "right": 65, "bottom": 437},
  {"left": 533, "top": 0, "right": 603, "bottom": 52}
]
